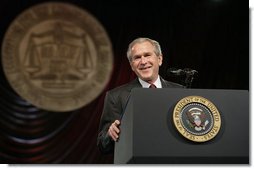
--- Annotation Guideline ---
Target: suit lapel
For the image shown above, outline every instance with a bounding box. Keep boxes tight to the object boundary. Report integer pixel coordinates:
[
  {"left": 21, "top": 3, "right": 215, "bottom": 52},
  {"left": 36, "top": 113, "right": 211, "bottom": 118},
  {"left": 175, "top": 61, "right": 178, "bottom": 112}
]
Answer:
[
  {"left": 120, "top": 78, "right": 141, "bottom": 113},
  {"left": 160, "top": 77, "right": 168, "bottom": 88}
]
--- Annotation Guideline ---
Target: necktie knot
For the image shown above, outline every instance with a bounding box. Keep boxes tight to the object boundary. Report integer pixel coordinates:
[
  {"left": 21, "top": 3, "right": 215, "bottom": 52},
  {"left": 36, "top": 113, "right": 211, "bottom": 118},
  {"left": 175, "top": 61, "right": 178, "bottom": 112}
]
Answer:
[{"left": 149, "top": 84, "right": 157, "bottom": 88}]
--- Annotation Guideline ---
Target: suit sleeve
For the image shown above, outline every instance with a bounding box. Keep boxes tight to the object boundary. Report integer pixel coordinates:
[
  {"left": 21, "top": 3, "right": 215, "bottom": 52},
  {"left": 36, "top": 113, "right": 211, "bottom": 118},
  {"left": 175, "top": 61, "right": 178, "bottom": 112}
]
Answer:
[{"left": 97, "top": 91, "right": 121, "bottom": 154}]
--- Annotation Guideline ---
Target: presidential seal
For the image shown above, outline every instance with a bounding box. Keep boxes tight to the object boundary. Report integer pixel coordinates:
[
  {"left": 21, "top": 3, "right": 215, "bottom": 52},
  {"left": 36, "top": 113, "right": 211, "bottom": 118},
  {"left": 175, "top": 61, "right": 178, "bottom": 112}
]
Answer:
[
  {"left": 1, "top": 2, "right": 113, "bottom": 112},
  {"left": 173, "top": 96, "right": 221, "bottom": 142}
]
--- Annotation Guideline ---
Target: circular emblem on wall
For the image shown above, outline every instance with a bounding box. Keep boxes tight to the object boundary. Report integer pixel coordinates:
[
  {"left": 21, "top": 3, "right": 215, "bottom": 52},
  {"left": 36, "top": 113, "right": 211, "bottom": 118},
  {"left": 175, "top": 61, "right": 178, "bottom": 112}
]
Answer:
[
  {"left": 173, "top": 96, "right": 221, "bottom": 142},
  {"left": 1, "top": 2, "right": 113, "bottom": 112}
]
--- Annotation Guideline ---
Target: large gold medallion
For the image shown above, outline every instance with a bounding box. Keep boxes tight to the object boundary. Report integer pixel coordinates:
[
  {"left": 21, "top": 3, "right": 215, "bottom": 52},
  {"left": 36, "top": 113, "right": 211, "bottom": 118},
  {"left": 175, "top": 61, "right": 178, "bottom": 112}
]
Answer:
[
  {"left": 1, "top": 2, "right": 113, "bottom": 112},
  {"left": 173, "top": 96, "right": 221, "bottom": 142}
]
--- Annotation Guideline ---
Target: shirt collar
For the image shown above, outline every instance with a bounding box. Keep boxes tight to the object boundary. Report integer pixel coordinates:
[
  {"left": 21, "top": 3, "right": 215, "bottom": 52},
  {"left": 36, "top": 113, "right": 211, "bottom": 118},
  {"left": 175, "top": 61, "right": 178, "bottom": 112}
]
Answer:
[{"left": 138, "top": 76, "right": 162, "bottom": 88}]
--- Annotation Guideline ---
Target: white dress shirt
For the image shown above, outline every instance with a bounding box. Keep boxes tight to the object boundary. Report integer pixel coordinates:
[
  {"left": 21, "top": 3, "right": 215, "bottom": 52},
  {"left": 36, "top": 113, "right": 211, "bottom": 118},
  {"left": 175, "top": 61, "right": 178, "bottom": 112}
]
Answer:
[{"left": 138, "top": 76, "right": 162, "bottom": 88}]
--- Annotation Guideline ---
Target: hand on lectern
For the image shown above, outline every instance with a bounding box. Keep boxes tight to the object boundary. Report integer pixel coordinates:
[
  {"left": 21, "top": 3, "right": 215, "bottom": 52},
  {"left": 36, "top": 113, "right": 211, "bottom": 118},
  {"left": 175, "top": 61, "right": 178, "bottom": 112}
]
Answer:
[{"left": 108, "top": 120, "right": 121, "bottom": 142}]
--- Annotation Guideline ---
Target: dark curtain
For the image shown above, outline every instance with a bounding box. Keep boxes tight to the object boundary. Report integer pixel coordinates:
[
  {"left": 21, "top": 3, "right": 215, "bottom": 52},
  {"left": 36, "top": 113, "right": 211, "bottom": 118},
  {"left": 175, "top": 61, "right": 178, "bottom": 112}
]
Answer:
[{"left": 0, "top": 0, "right": 248, "bottom": 164}]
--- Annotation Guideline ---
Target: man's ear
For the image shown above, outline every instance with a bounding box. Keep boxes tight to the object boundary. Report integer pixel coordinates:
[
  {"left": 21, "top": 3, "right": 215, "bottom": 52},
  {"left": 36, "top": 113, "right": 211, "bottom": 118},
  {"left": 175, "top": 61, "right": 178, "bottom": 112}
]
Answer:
[{"left": 158, "top": 55, "right": 163, "bottom": 66}]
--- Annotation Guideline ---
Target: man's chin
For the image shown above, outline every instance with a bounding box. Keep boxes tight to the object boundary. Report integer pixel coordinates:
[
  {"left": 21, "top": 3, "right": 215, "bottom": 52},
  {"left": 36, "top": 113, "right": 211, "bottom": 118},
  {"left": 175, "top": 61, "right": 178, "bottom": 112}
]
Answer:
[{"left": 140, "top": 76, "right": 152, "bottom": 82}]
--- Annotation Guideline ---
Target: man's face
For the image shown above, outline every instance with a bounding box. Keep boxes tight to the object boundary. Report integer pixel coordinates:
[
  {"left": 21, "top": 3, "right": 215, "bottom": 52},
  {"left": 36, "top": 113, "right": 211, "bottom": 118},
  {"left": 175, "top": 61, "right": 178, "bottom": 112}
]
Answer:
[{"left": 129, "top": 41, "right": 163, "bottom": 83}]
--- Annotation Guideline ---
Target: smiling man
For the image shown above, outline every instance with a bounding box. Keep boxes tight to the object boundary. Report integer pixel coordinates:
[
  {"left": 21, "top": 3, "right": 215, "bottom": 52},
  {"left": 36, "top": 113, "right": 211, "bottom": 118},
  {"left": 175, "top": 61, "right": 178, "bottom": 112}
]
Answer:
[
  {"left": 128, "top": 39, "right": 162, "bottom": 84},
  {"left": 97, "top": 37, "right": 183, "bottom": 154}
]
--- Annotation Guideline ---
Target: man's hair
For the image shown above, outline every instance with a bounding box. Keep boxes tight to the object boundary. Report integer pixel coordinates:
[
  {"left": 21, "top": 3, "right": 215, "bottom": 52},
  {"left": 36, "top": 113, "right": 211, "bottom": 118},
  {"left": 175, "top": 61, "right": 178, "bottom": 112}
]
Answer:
[{"left": 126, "top": 37, "right": 162, "bottom": 62}]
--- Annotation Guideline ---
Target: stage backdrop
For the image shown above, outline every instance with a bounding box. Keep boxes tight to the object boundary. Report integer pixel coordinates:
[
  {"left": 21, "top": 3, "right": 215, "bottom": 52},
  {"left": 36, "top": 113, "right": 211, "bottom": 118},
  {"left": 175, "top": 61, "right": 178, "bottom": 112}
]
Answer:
[{"left": 0, "top": 0, "right": 248, "bottom": 164}]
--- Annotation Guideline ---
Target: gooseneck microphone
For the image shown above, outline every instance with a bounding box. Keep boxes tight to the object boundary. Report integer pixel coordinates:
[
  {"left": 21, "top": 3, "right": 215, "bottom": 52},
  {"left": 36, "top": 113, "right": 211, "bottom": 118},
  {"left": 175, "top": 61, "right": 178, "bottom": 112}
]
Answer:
[
  {"left": 167, "top": 68, "right": 198, "bottom": 76},
  {"left": 167, "top": 67, "right": 198, "bottom": 88},
  {"left": 167, "top": 68, "right": 184, "bottom": 76}
]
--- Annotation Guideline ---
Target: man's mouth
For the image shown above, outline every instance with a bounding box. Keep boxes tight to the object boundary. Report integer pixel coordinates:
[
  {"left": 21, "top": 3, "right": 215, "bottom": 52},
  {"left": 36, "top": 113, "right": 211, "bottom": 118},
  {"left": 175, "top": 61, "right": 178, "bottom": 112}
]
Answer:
[{"left": 139, "top": 66, "right": 151, "bottom": 70}]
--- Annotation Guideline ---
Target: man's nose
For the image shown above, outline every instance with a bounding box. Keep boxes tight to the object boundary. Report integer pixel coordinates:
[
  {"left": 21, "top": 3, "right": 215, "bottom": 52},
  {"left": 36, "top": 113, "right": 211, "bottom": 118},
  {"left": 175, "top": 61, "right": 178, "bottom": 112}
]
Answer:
[{"left": 140, "top": 56, "right": 147, "bottom": 64}]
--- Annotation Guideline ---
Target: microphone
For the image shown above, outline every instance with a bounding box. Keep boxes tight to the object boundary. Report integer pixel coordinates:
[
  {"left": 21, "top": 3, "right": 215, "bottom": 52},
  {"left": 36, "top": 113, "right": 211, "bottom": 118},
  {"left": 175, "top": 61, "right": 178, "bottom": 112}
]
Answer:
[
  {"left": 167, "top": 68, "right": 185, "bottom": 76},
  {"left": 167, "top": 68, "right": 198, "bottom": 76},
  {"left": 167, "top": 67, "right": 198, "bottom": 88},
  {"left": 183, "top": 68, "right": 198, "bottom": 76}
]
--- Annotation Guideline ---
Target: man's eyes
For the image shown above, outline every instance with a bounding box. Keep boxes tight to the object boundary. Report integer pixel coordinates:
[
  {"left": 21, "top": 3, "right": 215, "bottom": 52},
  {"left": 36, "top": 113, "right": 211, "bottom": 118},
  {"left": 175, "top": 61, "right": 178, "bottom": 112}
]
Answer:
[
  {"left": 133, "top": 56, "right": 141, "bottom": 60},
  {"left": 133, "top": 54, "right": 151, "bottom": 60}
]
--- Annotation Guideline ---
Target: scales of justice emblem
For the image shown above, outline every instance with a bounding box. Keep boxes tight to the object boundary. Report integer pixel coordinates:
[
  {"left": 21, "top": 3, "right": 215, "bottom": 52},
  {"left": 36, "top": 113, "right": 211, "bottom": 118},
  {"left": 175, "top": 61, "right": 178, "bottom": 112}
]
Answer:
[
  {"left": 2, "top": 2, "right": 113, "bottom": 112},
  {"left": 24, "top": 23, "right": 94, "bottom": 88}
]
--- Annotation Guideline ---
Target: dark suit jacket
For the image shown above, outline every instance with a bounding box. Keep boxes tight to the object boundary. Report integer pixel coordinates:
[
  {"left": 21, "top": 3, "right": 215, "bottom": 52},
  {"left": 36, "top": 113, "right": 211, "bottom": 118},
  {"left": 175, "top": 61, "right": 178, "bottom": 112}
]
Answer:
[{"left": 97, "top": 77, "right": 183, "bottom": 154}]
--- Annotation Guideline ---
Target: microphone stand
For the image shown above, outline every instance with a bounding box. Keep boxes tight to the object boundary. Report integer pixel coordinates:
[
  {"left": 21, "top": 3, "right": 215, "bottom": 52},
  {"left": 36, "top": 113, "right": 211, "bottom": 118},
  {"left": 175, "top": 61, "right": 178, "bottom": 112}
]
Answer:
[
  {"left": 185, "top": 73, "right": 195, "bottom": 88},
  {"left": 167, "top": 68, "right": 198, "bottom": 88},
  {"left": 183, "top": 68, "right": 198, "bottom": 88}
]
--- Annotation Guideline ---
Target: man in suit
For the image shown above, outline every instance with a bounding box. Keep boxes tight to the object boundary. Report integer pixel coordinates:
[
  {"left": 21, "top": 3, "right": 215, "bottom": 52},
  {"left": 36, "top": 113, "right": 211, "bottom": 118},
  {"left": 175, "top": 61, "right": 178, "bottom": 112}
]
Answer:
[{"left": 97, "top": 37, "right": 183, "bottom": 154}]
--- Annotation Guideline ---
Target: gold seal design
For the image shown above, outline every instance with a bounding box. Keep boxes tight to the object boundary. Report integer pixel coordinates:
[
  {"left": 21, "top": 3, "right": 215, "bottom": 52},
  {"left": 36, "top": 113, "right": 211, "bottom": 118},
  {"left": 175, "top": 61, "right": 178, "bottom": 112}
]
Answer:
[
  {"left": 173, "top": 96, "right": 221, "bottom": 142},
  {"left": 1, "top": 2, "right": 113, "bottom": 112}
]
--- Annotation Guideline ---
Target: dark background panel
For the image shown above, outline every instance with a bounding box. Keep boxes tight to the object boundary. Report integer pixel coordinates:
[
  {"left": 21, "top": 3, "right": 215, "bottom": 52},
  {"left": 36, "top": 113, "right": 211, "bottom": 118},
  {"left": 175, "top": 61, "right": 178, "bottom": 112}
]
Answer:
[{"left": 0, "top": 0, "right": 248, "bottom": 164}]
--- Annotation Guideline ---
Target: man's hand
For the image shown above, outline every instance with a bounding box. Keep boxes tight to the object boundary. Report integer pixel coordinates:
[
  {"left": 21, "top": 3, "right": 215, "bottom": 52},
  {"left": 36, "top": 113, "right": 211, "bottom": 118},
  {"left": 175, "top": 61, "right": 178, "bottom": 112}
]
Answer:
[{"left": 108, "top": 120, "right": 120, "bottom": 142}]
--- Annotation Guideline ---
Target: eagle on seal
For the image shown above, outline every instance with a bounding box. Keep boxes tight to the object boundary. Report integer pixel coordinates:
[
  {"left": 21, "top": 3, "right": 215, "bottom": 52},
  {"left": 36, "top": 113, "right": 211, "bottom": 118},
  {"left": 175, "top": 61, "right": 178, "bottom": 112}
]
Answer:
[{"left": 186, "top": 107, "right": 209, "bottom": 131}]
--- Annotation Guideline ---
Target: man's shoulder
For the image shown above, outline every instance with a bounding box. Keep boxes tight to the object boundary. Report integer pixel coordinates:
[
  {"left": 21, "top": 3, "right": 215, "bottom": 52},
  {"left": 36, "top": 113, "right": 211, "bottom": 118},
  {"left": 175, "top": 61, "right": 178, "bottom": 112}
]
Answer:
[
  {"left": 161, "top": 78, "right": 185, "bottom": 88},
  {"left": 108, "top": 79, "right": 140, "bottom": 94},
  {"left": 168, "top": 81, "right": 185, "bottom": 88},
  {"left": 109, "top": 83, "right": 131, "bottom": 93}
]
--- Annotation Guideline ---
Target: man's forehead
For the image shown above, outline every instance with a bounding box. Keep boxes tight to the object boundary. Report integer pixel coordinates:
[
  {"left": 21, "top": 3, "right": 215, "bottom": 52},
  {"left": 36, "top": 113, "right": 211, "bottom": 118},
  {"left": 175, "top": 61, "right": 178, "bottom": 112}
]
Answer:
[{"left": 131, "top": 41, "right": 153, "bottom": 51}]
